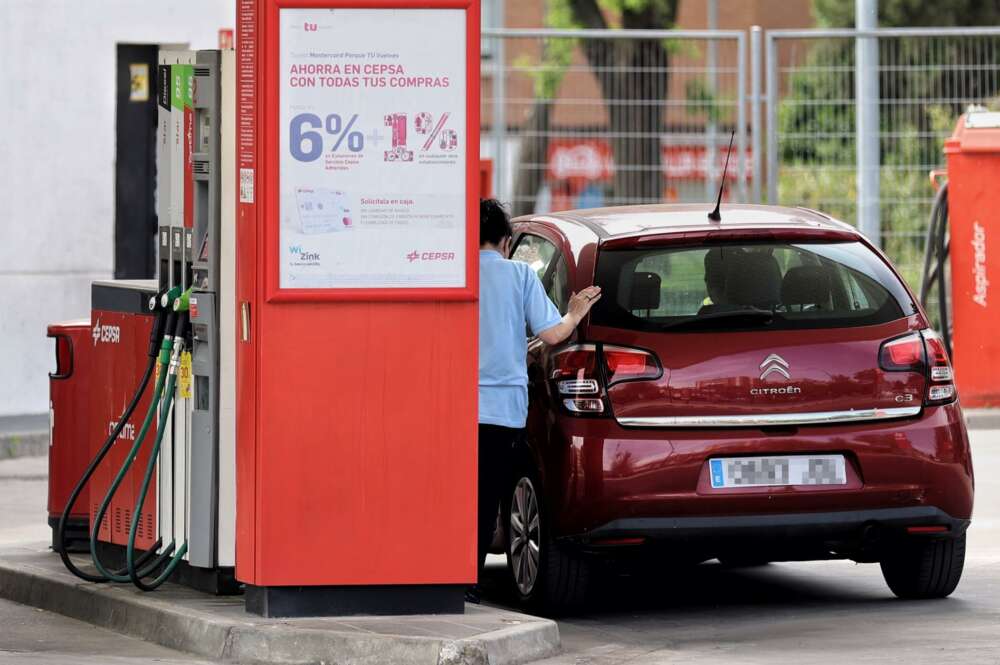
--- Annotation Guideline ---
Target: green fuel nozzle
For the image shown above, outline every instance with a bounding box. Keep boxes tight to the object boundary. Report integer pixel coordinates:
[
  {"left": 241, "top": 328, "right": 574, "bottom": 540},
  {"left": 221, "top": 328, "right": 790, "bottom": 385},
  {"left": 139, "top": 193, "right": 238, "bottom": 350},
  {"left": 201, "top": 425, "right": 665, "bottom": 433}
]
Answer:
[
  {"left": 173, "top": 287, "right": 192, "bottom": 313},
  {"left": 160, "top": 285, "right": 182, "bottom": 310}
]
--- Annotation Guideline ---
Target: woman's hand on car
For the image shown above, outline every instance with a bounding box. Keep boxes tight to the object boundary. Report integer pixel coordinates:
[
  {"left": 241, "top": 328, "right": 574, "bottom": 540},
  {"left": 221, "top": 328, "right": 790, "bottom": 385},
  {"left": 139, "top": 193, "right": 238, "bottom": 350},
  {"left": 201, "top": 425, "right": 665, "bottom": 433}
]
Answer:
[{"left": 568, "top": 286, "right": 602, "bottom": 324}]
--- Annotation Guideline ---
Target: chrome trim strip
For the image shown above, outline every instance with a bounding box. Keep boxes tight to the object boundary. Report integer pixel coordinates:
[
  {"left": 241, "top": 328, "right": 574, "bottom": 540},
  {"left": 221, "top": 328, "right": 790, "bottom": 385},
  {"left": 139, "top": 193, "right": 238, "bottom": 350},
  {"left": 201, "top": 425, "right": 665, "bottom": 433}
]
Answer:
[{"left": 616, "top": 406, "right": 922, "bottom": 429}]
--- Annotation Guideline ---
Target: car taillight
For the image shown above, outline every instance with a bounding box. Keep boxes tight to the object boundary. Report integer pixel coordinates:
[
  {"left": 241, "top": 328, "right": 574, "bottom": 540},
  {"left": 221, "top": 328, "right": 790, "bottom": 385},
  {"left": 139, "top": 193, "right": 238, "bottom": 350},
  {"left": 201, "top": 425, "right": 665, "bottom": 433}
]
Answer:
[
  {"left": 550, "top": 344, "right": 661, "bottom": 415},
  {"left": 921, "top": 329, "right": 956, "bottom": 405},
  {"left": 603, "top": 345, "right": 662, "bottom": 386},
  {"left": 551, "top": 345, "right": 605, "bottom": 414},
  {"left": 878, "top": 330, "right": 956, "bottom": 406},
  {"left": 879, "top": 333, "right": 924, "bottom": 372}
]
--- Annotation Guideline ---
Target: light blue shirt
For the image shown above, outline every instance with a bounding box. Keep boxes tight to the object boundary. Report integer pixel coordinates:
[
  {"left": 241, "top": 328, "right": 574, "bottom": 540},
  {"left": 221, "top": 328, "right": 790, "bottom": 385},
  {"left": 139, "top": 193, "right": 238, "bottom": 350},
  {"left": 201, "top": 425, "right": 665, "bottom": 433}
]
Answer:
[{"left": 479, "top": 249, "right": 562, "bottom": 428}]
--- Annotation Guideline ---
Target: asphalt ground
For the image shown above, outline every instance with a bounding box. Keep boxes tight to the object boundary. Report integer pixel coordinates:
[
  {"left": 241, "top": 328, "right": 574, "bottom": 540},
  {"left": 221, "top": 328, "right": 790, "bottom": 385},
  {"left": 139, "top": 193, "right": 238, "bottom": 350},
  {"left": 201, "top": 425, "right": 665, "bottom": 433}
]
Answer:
[
  {"left": 0, "top": 428, "right": 997, "bottom": 664},
  {"left": 479, "top": 427, "right": 1000, "bottom": 664}
]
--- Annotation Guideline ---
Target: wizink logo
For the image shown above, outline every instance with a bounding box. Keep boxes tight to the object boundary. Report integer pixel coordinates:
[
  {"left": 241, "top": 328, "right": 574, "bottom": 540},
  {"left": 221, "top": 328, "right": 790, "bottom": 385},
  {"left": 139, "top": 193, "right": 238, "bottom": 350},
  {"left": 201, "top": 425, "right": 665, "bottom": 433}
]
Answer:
[
  {"left": 92, "top": 319, "right": 121, "bottom": 346},
  {"left": 972, "top": 221, "right": 988, "bottom": 308},
  {"left": 289, "top": 245, "right": 320, "bottom": 262}
]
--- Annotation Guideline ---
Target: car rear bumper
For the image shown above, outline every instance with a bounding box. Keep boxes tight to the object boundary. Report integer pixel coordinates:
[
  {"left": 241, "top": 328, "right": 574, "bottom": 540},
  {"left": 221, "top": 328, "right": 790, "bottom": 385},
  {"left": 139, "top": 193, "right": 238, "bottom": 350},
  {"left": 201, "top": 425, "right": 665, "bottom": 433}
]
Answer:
[
  {"left": 573, "top": 506, "right": 969, "bottom": 545},
  {"left": 542, "top": 403, "right": 974, "bottom": 539}
]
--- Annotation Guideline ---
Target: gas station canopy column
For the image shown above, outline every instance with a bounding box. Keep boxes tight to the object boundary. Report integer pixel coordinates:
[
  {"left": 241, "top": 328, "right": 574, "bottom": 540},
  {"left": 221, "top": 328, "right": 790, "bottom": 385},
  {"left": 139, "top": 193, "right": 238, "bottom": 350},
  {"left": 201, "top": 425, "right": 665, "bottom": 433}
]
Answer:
[{"left": 236, "top": 0, "right": 480, "bottom": 616}]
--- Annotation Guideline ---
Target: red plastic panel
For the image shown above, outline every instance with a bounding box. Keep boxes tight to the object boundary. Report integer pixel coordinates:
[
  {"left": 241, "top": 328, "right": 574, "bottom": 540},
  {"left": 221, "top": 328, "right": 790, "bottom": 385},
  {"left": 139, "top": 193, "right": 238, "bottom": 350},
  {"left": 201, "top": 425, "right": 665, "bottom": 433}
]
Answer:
[
  {"left": 47, "top": 321, "right": 93, "bottom": 522},
  {"left": 88, "top": 310, "right": 156, "bottom": 547}
]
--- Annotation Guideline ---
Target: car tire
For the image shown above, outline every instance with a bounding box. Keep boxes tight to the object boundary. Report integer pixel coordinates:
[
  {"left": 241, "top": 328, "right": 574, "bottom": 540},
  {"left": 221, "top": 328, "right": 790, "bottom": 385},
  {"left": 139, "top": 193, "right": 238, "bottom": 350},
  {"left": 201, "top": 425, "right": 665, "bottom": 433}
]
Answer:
[
  {"left": 880, "top": 532, "right": 966, "bottom": 599},
  {"left": 506, "top": 469, "right": 591, "bottom": 613}
]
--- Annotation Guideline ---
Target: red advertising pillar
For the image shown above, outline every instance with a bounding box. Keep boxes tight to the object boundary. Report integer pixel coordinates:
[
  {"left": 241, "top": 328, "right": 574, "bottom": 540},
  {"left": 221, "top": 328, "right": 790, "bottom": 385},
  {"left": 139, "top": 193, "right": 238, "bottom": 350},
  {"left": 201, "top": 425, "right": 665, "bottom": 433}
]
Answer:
[{"left": 236, "top": 0, "right": 479, "bottom": 616}]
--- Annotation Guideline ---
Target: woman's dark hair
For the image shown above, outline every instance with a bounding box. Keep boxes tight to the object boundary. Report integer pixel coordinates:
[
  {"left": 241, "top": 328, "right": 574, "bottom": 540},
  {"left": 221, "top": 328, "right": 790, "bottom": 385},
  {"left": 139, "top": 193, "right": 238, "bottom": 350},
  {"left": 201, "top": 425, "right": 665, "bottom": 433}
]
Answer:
[{"left": 480, "top": 198, "right": 512, "bottom": 246}]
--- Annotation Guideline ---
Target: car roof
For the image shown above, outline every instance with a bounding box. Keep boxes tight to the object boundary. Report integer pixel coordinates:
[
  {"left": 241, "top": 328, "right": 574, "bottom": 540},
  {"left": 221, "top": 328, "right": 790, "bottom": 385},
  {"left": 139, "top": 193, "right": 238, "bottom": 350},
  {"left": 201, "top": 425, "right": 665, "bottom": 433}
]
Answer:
[{"left": 521, "top": 203, "right": 857, "bottom": 240}]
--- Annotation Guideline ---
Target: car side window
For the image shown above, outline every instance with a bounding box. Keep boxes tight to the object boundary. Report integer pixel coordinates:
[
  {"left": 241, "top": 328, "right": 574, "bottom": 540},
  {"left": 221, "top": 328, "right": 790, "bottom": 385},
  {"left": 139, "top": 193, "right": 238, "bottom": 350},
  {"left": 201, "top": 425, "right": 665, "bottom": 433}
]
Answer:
[
  {"left": 511, "top": 234, "right": 558, "bottom": 280},
  {"left": 548, "top": 255, "right": 570, "bottom": 315},
  {"left": 511, "top": 233, "right": 568, "bottom": 333}
]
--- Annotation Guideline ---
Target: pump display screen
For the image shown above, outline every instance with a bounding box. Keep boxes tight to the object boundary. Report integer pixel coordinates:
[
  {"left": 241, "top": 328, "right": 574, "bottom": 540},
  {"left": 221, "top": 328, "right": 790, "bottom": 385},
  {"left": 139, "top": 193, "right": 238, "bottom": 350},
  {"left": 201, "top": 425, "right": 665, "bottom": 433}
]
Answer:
[{"left": 278, "top": 8, "right": 467, "bottom": 290}]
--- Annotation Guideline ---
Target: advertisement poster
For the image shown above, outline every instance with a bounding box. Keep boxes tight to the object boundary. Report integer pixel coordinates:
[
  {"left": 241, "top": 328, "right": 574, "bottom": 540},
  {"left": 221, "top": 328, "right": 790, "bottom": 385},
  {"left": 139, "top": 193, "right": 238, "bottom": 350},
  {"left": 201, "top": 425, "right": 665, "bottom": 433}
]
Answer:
[{"left": 279, "top": 8, "right": 467, "bottom": 289}]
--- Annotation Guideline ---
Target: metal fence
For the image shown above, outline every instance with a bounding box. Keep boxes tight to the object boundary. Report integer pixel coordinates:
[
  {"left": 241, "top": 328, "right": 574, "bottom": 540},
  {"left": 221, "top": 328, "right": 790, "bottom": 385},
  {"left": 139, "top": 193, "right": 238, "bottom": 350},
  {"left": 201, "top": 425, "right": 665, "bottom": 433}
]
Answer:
[
  {"left": 766, "top": 27, "right": 1000, "bottom": 290},
  {"left": 480, "top": 26, "right": 1000, "bottom": 309},
  {"left": 481, "top": 28, "right": 749, "bottom": 218}
]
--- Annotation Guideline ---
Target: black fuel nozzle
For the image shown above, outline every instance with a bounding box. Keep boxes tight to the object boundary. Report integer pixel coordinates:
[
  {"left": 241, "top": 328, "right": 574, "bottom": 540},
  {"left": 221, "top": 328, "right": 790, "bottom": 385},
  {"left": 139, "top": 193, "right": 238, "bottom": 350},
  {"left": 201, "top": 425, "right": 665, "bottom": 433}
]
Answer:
[{"left": 146, "top": 291, "right": 171, "bottom": 359}]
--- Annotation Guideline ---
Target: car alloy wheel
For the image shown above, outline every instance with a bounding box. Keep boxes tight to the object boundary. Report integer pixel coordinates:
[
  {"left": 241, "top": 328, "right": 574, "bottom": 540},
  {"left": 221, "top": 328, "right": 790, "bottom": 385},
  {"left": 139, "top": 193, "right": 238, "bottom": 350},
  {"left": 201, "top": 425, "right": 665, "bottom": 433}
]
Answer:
[{"left": 510, "top": 476, "right": 541, "bottom": 596}]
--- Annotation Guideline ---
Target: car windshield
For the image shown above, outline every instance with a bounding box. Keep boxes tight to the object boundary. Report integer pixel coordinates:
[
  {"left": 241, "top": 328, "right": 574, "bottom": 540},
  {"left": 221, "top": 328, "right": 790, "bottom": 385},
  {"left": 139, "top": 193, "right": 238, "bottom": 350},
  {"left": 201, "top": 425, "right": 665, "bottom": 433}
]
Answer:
[{"left": 590, "top": 241, "right": 917, "bottom": 332}]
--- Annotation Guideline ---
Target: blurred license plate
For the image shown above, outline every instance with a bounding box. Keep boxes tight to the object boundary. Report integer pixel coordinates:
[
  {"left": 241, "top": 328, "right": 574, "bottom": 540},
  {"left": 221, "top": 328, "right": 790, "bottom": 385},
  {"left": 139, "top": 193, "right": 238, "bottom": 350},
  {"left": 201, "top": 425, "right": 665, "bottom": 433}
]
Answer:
[{"left": 709, "top": 455, "right": 847, "bottom": 489}]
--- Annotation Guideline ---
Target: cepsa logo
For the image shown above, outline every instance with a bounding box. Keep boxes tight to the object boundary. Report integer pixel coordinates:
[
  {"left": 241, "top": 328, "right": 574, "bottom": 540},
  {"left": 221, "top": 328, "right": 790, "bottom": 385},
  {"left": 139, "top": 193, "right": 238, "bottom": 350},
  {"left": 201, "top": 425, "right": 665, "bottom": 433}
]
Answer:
[
  {"left": 407, "top": 251, "right": 456, "bottom": 263},
  {"left": 92, "top": 319, "right": 121, "bottom": 346}
]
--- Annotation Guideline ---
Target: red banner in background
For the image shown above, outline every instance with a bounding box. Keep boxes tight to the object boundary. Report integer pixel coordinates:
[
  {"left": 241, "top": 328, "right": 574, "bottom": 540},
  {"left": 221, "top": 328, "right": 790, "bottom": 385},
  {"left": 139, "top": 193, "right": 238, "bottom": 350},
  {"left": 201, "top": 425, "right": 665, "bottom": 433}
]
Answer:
[
  {"left": 546, "top": 138, "right": 753, "bottom": 183},
  {"left": 547, "top": 139, "right": 614, "bottom": 181}
]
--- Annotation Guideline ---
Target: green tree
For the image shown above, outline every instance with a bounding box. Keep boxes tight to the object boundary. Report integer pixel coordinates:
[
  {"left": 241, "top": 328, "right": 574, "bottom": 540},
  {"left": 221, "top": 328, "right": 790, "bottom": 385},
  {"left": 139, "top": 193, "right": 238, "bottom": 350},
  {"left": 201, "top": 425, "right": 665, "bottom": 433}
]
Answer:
[
  {"left": 511, "top": 0, "right": 679, "bottom": 213},
  {"left": 511, "top": 3, "right": 576, "bottom": 216},
  {"left": 778, "top": 0, "right": 1000, "bottom": 308},
  {"left": 561, "top": 0, "right": 680, "bottom": 203},
  {"left": 813, "top": 0, "right": 1000, "bottom": 29}
]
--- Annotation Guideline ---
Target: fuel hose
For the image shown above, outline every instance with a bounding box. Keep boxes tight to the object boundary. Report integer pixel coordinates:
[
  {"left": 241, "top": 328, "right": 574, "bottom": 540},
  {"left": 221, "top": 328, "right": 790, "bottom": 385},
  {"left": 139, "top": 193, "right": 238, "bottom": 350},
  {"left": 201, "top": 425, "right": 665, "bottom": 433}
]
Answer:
[
  {"left": 126, "top": 295, "right": 192, "bottom": 591},
  {"left": 88, "top": 301, "right": 183, "bottom": 582},
  {"left": 57, "top": 295, "right": 170, "bottom": 583},
  {"left": 919, "top": 182, "right": 952, "bottom": 356}
]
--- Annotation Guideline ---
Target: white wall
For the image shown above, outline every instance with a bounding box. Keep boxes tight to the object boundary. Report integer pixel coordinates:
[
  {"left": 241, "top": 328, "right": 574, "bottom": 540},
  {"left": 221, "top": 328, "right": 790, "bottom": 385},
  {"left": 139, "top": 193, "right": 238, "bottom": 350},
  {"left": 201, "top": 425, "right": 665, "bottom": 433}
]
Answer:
[{"left": 0, "top": 0, "right": 235, "bottom": 417}]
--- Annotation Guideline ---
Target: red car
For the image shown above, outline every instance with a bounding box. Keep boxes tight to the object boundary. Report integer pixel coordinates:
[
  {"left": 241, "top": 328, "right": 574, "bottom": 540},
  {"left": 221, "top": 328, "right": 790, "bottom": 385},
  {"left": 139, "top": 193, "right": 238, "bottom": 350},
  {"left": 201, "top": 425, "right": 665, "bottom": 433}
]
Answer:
[{"left": 497, "top": 203, "right": 973, "bottom": 610}]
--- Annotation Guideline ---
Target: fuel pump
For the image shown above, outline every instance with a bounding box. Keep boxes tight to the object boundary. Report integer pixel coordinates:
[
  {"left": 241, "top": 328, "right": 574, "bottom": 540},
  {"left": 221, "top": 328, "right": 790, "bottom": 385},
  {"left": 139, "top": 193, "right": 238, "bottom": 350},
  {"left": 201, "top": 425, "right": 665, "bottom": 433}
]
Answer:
[{"left": 56, "top": 48, "right": 237, "bottom": 593}]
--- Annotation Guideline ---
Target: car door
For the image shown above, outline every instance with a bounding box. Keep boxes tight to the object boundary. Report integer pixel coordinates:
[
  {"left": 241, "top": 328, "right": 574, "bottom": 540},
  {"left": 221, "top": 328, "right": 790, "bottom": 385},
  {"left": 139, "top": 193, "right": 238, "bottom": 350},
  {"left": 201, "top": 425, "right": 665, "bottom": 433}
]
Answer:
[{"left": 510, "top": 230, "right": 572, "bottom": 470}]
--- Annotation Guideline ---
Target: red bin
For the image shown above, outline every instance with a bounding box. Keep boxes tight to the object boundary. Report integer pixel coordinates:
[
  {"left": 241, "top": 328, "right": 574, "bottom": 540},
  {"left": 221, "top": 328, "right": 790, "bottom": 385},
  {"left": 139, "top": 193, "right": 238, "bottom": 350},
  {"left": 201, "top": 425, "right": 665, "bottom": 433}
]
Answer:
[{"left": 47, "top": 320, "right": 93, "bottom": 552}]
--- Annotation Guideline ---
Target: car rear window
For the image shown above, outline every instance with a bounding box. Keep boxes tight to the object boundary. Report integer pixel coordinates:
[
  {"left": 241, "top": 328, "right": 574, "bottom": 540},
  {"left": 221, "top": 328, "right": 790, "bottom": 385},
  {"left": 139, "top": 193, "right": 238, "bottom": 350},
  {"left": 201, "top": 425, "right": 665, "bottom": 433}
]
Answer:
[{"left": 591, "top": 242, "right": 917, "bottom": 332}]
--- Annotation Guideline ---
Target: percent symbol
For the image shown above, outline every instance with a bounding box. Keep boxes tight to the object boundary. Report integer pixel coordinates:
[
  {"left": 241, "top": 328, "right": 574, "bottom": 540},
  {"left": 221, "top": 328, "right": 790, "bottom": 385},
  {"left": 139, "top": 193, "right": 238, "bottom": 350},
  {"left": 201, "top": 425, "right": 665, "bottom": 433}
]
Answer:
[
  {"left": 289, "top": 112, "right": 365, "bottom": 162},
  {"left": 325, "top": 113, "right": 364, "bottom": 152},
  {"left": 414, "top": 112, "right": 455, "bottom": 151}
]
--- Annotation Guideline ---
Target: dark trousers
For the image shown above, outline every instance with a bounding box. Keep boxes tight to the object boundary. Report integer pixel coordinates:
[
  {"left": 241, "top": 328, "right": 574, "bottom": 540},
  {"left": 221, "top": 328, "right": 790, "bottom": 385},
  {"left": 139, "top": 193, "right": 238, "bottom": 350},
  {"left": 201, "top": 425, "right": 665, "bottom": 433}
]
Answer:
[{"left": 477, "top": 423, "right": 520, "bottom": 582}]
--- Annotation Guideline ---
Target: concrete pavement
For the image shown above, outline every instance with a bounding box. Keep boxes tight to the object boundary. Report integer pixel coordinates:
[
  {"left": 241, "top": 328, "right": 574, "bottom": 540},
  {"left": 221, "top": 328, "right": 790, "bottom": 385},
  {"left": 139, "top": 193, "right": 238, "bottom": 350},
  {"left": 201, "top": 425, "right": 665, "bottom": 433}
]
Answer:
[
  {"left": 0, "top": 545, "right": 559, "bottom": 665},
  {"left": 0, "top": 596, "right": 213, "bottom": 665},
  {"left": 0, "top": 414, "right": 48, "bottom": 460},
  {"left": 0, "top": 455, "right": 50, "bottom": 547}
]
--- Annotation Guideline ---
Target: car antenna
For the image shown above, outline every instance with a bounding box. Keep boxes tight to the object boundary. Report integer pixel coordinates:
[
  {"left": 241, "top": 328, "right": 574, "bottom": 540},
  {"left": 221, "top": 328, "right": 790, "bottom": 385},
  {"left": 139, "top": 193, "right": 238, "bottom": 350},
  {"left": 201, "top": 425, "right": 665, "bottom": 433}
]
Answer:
[{"left": 708, "top": 130, "right": 736, "bottom": 222}]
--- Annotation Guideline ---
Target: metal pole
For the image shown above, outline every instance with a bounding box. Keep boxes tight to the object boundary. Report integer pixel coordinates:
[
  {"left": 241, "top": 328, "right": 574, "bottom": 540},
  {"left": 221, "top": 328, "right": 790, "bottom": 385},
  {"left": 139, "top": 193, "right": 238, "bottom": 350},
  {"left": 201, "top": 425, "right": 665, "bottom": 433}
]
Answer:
[
  {"left": 855, "top": 0, "right": 880, "bottom": 245},
  {"left": 750, "top": 26, "right": 762, "bottom": 203},
  {"left": 736, "top": 32, "right": 747, "bottom": 203},
  {"left": 492, "top": 25, "right": 506, "bottom": 203},
  {"left": 765, "top": 33, "right": 778, "bottom": 205},
  {"left": 705, "top": 0, "right": 718, "bottom": 201}
]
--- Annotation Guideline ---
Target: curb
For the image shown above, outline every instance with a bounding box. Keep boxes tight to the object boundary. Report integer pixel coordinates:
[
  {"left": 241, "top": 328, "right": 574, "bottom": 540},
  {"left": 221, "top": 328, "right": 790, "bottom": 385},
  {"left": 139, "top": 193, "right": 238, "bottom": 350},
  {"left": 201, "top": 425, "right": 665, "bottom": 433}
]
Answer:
[
  {"left": 965, "top": 410, "right": 1000, "bottom": 431},
  {"left": 0, "top": 431, "right": 48, "bottom": 460},
  {"left": 0, "top": 552, "right": 559, "bottom": 665}
]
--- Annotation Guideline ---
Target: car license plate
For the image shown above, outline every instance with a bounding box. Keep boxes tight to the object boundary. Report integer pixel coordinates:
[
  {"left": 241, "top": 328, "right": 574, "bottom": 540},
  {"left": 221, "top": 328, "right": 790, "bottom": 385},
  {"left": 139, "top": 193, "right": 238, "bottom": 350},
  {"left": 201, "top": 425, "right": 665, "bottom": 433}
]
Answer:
[{"left": 709, "top": 455, "right": 847, "bottom": 489}]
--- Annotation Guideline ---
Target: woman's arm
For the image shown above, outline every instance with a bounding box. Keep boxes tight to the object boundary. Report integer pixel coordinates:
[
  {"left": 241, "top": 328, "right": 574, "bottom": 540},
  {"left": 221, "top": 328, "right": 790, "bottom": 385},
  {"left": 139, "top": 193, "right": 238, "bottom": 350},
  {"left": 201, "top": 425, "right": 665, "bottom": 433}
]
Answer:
[{"left": 537, "top": 286, "right": 602, "bottom": 346}]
